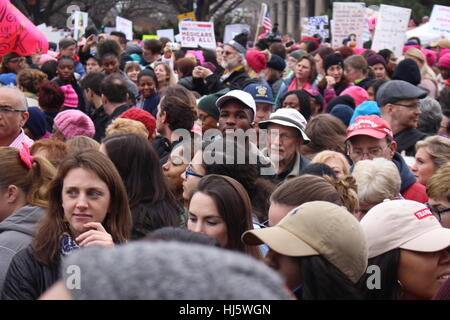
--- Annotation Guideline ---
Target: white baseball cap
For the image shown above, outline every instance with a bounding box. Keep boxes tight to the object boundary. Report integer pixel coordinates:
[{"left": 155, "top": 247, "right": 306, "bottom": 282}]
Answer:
[
  {"left": 360, "top": 200, "right": 450, "bottom": 259},
  {"left": 215, "top": 90, "right": 256, "bottom": 121}
]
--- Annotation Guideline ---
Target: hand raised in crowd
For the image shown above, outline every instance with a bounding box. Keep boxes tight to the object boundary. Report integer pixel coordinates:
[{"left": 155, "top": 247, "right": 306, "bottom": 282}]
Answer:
[
  {"left": 325, "top": 75, "right": 336, "bottom": 89},
  {"left": 75, "top": 222, "right": 115, "bottom": 248},
  {"left": 82, "top": 34, "right": 97, "bottom": 53},
  {"left": 192, "top": 66, "right": 213, "bottom": 79},
  {"left": 163, "top": 43, "right": 173, "bottom": 57}
]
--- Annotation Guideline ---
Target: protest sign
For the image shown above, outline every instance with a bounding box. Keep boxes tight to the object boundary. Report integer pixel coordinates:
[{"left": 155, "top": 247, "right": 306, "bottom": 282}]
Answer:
[
  {"left": 0, "top": 1, "right": 48, "bottom": 56},
  {"left": 224, "top": 24, "right": 251, "bottom": 43},
  {"left": 301, "top": 15, "right": 329, "bottom": 39},
  {"left": 178, "top": 12, "right": 196, "bottom": 21},
  {"left": 103, "top": 27, "right": 116, "bottom": 35},
  {"left": 429, "top": 5, "right": 450, "bottom": 38},
  {"left": 157, "top": 29, "right": 175, "bottom": 42},
  {"left": 332, "top": 2, "right": 366, "bottom": 48},
  {"left": 142, "top": 35, "right": 158, "bottom": 41},
  {"left": 73, "top": 11, "right": 88, "bottom": 40},
  {"left": 179, "top": 21, "right": 216, "bottom": 49},
  {"left": 371, "top": 4, "right": 411, "bottom": 57},
  {"left": 116, "top": 16, "right": 133, "bottom": 40}
]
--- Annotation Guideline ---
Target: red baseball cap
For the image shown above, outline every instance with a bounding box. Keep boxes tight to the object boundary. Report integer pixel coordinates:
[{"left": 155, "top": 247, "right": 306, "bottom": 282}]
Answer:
[{"left": 346, "top": 115, "right": 393, "bottom": 141}]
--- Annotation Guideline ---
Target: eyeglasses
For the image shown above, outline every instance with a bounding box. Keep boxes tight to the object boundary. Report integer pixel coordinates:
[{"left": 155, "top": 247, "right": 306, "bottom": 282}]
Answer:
[
  {"left": 185, "top": 163, "right": 204, "bottom": 179},
  {"left": 426, "top": 203, "right": 450, "bottom": 222},
  {"left": 349, "top": 144, "right": 390, "bottom": 160},
  {"left": 391, "top": 102, "right": 419, "bottom": 109},
  {"left": 0, "top": 105, "right": 27, "bottom": 114},
  {"left": 8, "top": 58, "right": 25, "bottom": 64},
  {"left": 222, "top": 51, "right": 235, "bottom": 56}
]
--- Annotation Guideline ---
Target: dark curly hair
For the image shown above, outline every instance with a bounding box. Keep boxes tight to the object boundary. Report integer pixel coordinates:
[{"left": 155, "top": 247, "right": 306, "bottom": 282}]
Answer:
[{"left": 38, "top": 81, "right": 65, "bottom": 111}]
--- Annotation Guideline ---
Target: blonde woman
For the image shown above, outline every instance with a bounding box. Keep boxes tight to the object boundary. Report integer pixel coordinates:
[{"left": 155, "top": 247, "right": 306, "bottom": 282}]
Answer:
[
  {"left": 404, "top": 48, "right": 439, "bottom": 98},
  {"left": 311, "top": 150, "right": 350, "bottom": 178},
  {"left": 154, "top": 62, "right": 177, "bottom": 95}
]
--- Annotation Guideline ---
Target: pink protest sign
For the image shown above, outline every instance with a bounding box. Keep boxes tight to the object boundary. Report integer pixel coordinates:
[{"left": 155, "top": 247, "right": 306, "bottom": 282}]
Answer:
[{"left": 0, "top": 0, "right": 49, "bottom": 57}]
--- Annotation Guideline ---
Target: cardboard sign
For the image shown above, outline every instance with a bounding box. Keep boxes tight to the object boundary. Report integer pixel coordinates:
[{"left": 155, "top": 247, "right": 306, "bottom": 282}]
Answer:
[
  {"left": 0, "top": 1, "right": 48, "bottom": 56},
  {"left": 179, "top": 21, "right": 216, "bottom": 49},
  {"left": 332, "top": 2, "right": 366, "bottom": 48},
  {"left": 157, "top": 29, "right": 175, "bottom": 42},
  {"left": 116, "top": 16, "right": 133, "bottom": 40},
  {"left": 224, "top": 24, "right": 251, "bottom": 43},
  {"left": 301, "top": 15, "right": 329, "bottom": 39},
  {"left": 73, "top": 11, "right": 88, "bottom": 41},
  {"left": 177, "top": 12, "right": 196, "bottom": 21},
  {"left": 429, "top": 5, "right": 450, "bottom": 38},
  {"left": 371, "top": 4, "right": 411, "bottom": 57}
]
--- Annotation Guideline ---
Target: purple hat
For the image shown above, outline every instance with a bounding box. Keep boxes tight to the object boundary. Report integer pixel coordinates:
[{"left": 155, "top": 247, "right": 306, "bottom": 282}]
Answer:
[{"left": 367, "top": 54, "right": 387, "bottom": 68}]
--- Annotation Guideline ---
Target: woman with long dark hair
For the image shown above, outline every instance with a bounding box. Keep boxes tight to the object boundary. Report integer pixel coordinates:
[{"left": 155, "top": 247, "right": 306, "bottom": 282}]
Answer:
[
  {"left": 101, "top": 133, "right": 184, "bottom": 238},
  {"left": 188, "top": 174, "right": 261, "bottom": 259},
  {"left": 2, "top": 150, "right": 132, "bottom": 300}
]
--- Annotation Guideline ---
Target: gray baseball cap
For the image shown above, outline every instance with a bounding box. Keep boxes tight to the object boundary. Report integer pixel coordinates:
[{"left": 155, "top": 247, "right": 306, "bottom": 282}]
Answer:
[{"left": 376, "top": 80, "right": 428, "bottom": 107}]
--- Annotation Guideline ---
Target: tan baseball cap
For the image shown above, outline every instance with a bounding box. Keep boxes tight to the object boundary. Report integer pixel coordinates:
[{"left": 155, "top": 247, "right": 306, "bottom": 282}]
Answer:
[
  {"left": 360, "top": 200, "right": 450, "bottom": 259},
  {"left": 242, "top": 201, "right": 368, "bottom": 284}
]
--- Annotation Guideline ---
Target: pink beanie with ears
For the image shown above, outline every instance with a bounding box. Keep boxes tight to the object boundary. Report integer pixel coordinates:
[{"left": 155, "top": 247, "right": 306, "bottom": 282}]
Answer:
[
  {"left": 54, "top": 109, "right": 95, "bottom": 140},
  {"left": 340, "top": 86, "right": 369, "bottom": 107}
]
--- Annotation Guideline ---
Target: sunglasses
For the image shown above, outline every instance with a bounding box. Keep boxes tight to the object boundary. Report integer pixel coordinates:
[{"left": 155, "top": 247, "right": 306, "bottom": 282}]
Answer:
[{"left": 185, "top": 163, "right": 204, "bottom": 179}]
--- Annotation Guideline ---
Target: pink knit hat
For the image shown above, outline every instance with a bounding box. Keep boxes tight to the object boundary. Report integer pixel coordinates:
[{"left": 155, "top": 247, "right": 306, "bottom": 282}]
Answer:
[
  {"left": 39, "top": 54, "right": 57, "bottom": 65},
  {"left": 54, "top": 110, "right": 95, "bottom": 140},
  {"left": 340, "top": 86, "right": 369, "bottom": 107},
  {"left": 59, "top": 84, "right": 79, "bottom": 108},
  {"left": 439, "top": 53, "right": 450, "bottom": 69},
  {"left": 246, "top": 49, "right": 267, "bottom": 73},
  {"left": 186, "top": 50, "right": 205, "bottom": 65}
]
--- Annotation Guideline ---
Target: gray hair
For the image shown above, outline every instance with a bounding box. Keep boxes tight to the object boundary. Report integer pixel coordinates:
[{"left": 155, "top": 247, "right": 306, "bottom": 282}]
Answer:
[
  {"left": 418, "top": 97, "right": 442, "bottom": 135},
  {"left": 352, "top": 158, "right": 401, "bottom": 207},
  {"left": 0, "top": 86, "right": 28, "bottom": 110}
]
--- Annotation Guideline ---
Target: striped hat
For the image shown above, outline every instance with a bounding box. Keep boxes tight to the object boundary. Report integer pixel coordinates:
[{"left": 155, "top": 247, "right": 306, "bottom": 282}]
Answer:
[{"left": 59, "top": 84, "right": 78, "bottom": 108}]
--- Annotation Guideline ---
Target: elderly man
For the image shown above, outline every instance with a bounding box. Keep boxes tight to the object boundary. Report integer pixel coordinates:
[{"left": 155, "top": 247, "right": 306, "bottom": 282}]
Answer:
[
  {"left": 258, "top": 108, "right": 311, "bottom": 183},
  {"left": 0, "top": 87, "right": 32, "bottom": 148},
  {"left": 346, "top": 115, "right": 428, "bottom": 203},
  {"left": 192, "top": 32, "right": 254, "bottom": 95},
  {"left": 376, "top": 80, "right": 428, "bottom": 156}
]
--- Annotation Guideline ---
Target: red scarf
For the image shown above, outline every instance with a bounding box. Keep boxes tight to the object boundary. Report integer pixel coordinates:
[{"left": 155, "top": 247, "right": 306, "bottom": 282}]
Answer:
[
  {"left": 445, "top": 78, "right": 450, "bottom": 87},
  {"left": 287, "top": 77, "right": 312, "bottom": 93}
]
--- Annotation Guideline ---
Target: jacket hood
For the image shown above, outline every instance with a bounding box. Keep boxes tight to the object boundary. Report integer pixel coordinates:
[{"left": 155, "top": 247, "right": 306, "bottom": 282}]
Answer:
[
  {"left": 392, "top": 152, "right": 416, "bottom": 192},
  {"left": 0, "top": 205, "right": 45, "bottom": 236}
]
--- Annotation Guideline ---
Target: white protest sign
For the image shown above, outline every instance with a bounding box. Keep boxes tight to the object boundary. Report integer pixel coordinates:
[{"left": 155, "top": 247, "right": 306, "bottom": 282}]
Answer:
[
  {"left": 73, "top": 11, "right": 88, "bottom": 40},
  {"left": 332, "top": 2, "right": 366, "bottom": 48},
  {"left": 429, "top": 5, "right": 450, "bottom": 38},
  {"left": 157, "top": 29, "right": 175, "bottom": 42},
  {"left": 179, "top": 21, "right": 216, "bottom": 49},
  {"left": 301, "top": 16, "right": 329, "bottom": 39},
  {"left": 116, "top": 16, "right": 133, "bottom": 40},
  {"left": 371, "top": 4, "right": 411, "bottom": 57},
  {"left": 224, "top": 24, "right": 251, "bottom": 44}
]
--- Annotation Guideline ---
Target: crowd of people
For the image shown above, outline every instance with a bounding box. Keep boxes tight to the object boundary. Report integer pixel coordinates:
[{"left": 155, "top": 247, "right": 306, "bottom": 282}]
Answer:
[{"left": 0, "top": 24, "right": 450, "bottom": 300}]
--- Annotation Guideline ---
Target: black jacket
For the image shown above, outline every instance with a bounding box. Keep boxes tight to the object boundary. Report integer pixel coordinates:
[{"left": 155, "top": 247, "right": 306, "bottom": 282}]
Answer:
[
  {"left": 192, "top": 65, "right": 256, "bottom": 95},
  {"left": 1, "top": 246, "right": 60, "bottom": 300},
  {"left": 395, "top": 128, "right": 427, "bottom": 157}
]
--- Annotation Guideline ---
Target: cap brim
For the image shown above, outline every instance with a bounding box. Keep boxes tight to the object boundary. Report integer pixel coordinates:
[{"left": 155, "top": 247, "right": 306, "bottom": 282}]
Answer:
[
  {"left": 254, "top": 98, "right": 276, "bottom": 105},
  {"left": 259, "top": 119, "right": 310, "bottom": 143},
  {"left": 242, "top": 227, "right": 319, "bottom": 257},
  {"left": 400, "top": 228, "right": 450, "bottom": 253},
  {"left": 346, "top": 129, "right": 388, "bottom": 141},
  {"left": 216, "top": 95, "right": 252, "bottom": 110}
]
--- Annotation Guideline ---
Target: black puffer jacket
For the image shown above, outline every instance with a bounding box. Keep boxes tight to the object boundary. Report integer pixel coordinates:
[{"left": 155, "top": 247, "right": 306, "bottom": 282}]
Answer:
[{"left": 1, "top": 246, "right": 60, "bottom": 300}]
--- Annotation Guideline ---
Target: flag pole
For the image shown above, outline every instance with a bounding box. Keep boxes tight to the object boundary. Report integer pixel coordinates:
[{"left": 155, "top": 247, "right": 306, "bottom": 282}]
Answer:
[{"left": 254, "top": 2, "right": 266, "bottom": 44}]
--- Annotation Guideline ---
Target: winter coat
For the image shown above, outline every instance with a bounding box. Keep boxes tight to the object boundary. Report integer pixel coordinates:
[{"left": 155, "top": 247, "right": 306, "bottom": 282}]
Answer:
[{"left": 0, "top": 206, "right": 45, "bottom": 293}]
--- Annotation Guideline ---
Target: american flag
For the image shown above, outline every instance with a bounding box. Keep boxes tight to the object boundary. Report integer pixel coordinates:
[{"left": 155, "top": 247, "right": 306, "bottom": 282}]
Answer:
[{"left": 262, "top": 7, "right": 272, "bottom": 32}]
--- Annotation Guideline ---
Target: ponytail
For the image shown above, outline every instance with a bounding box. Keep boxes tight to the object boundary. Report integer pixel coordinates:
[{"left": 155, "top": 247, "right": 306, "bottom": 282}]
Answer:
[{"left": 324, "top": 175, "right": 359, "bottom": 214}]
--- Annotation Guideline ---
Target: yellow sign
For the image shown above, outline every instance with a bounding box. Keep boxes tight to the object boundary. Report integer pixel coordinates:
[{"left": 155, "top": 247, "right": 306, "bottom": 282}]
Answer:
[
  {"left": 177, "top": 11, "right": 196, "bottom": 21},
  {"left": 142, "top": 35, "right": 158, "bottom": 40}
]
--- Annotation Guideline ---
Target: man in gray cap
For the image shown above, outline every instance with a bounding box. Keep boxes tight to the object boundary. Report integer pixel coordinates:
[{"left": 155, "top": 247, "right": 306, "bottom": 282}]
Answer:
[
  {"left": 258, "top": 108, "right": 310, "bottom": 183},
  {"left": 376, "top": 80, "right": 428, "bottom": 156},
  {"left": 192, "top": 31, "right": 255, "bottom": 94}
]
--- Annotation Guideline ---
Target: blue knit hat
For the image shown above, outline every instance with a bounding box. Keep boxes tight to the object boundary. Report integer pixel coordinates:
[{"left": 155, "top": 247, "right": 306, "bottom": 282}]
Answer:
[
  {"left": 24, "top": 107, "right": 50, "bottom": 140},
  {"left": 0, "top": 73, "right": 16, "bottom": 86},
  {"left": 330, "top": 104, "right": 354, "bottom": 127},
  {"left": 349, "top": 101, "right": 381, "bottom": 125}
]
